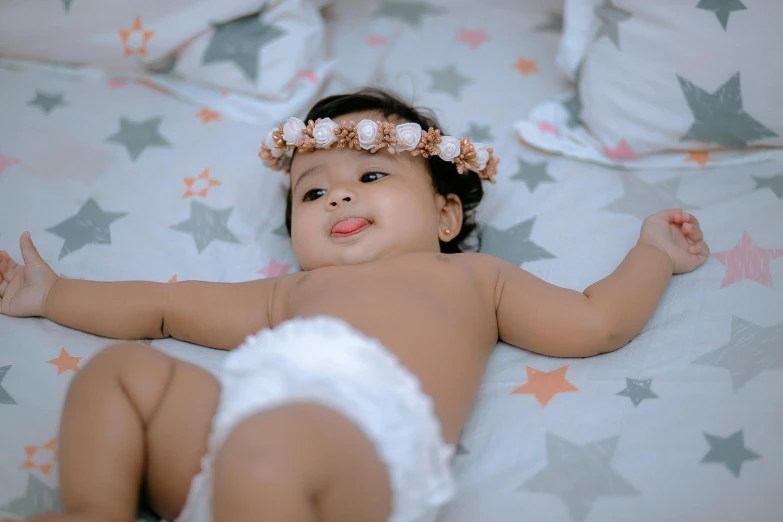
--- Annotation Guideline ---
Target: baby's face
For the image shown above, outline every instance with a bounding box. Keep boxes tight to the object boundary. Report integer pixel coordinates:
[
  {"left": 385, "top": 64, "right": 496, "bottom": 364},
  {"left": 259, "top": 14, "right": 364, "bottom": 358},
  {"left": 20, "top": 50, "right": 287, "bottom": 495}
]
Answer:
[{"left": 288, "top": 111, "right": 451, "bottom": 270}]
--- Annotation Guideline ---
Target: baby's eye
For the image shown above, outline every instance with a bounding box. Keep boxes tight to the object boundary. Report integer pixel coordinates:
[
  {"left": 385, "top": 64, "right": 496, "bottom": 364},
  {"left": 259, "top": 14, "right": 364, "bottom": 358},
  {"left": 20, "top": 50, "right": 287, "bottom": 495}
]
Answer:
[
  {"left": 303, "top": 189, "right": 326, "bottom": 202},
  {"left": 361, "top": 171, "right": 387, "bottom": 183}
]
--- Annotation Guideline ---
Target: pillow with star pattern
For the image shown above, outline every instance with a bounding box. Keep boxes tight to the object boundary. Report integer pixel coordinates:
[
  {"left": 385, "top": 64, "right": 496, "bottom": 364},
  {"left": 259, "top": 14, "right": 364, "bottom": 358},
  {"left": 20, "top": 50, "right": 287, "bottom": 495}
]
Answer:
[
  {"left": 553, "top": 0, "right": 783, "bottom": 157},
  {"left": 0, "top": 0, "right": 331, "bottom": 105}
]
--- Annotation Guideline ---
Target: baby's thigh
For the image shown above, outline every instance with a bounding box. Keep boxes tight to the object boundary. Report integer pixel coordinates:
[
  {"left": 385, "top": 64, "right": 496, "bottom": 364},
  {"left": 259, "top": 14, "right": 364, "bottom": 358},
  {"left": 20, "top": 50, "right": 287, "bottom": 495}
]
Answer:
[{"left": 132, "top": 346, "right": 221, "bottom": 517}]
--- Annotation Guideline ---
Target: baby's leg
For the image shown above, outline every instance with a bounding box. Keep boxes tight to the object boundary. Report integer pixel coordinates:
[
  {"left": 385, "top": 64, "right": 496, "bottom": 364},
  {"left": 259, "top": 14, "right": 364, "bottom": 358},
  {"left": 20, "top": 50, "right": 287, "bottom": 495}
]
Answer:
[
  {"left": 212, "top": 403, "right": 393, "bottom": 522},
  {"left": 28, "top": 342, "right": 219, "bottom": 522}
]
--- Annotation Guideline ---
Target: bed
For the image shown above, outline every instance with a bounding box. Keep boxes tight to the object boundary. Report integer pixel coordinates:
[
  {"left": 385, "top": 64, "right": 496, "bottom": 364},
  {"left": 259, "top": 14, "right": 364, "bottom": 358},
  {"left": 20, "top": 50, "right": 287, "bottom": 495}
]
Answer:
[{"left": 1, "top": 1, "right": 781, "bottom": 520}]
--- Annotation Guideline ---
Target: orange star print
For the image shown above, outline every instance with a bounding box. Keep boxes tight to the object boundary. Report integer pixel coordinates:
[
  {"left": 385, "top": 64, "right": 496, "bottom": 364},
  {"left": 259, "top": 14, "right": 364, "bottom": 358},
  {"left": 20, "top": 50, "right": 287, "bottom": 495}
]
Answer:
[
  {"left": 684, "top": 150, "right": 713, "bottom": 166},
  {"left": 183, "top": 169, "right": 221, "bottom": 198},
  {"left": 20, "top": 437, "right": 58, "bottom": 476},
  {"left": 512, "top": 365, "right": 578, "bottom": 407},
  {"left": 47, "top": 348, "right": 82, "bottom": 376},
  {"left": 195, "top": 107, "right": 221, "bottom": 124},
  {"left": 119, "top": 16, "right": 154, "bottom": 57},
  {"left": 514, "top": 58, "right": 538, "bottom": 77}
]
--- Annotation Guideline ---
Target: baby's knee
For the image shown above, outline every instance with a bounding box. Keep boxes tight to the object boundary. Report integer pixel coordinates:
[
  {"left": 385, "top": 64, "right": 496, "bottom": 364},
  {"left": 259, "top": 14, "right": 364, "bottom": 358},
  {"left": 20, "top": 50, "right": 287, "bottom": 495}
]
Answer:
[
  {"left": 211, "top": 406, "right": 322, "bottom": 521},
  {"left": 214, "top": 404, "right": 333, "bottom": 489},
  {"left": 211, "top": 404, "right": 391, "bottom": 522},
  {"left": 80, "top": 341, "right": 158, "bottom": 374},
  {"left": 73, "top": 341, "right": 177, "bottom": 421}
]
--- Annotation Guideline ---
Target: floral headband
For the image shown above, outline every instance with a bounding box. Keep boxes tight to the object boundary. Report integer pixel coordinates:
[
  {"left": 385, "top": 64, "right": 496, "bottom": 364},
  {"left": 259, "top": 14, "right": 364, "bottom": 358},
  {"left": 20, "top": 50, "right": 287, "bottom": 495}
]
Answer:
[{"left": 258, "top": 117, "right": 499, "bottom": 183}]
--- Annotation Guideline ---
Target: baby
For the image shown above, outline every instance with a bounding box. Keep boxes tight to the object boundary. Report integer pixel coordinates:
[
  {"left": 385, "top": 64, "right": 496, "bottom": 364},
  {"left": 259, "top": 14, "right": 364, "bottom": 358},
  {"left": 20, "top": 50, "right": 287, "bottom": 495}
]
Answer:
[{"left": 0, "top": 89, "right": 709, "bottom": 522}]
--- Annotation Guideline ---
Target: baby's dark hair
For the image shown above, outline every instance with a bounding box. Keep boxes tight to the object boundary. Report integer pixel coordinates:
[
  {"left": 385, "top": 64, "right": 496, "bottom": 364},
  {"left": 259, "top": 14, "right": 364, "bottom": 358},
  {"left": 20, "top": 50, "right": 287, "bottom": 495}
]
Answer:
[{"left": 284, "top": 88, "right": 484, "bottom": 253}]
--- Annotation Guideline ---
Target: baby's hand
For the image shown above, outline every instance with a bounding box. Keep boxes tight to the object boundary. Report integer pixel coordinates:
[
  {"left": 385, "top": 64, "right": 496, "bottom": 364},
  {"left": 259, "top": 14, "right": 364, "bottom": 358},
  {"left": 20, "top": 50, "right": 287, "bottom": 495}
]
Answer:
[
  {"left": 0, "top": 232, "right": 60, "bottom": 317},
  {"left": 638, "top": 209, "right": 710, "bottom": 275}
]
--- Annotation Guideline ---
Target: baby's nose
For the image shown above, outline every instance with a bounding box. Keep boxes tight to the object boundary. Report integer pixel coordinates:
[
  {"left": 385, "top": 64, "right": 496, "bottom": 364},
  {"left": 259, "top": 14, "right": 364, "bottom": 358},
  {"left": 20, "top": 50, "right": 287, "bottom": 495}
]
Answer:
[
  {"left": 328, "top": 185, "right": 356, "bottom": 206},
  {"left": 329, "top": 195, "right": 351, "bottom": 207}
]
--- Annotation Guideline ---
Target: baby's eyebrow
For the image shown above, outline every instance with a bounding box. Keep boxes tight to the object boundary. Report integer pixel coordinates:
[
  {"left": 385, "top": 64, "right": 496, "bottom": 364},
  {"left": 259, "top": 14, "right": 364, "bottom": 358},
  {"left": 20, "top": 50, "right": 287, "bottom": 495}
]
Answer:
[
  {"left": 293, "top": 165, "right": 322, "bottom": 192},
  {"left": 293, "top": 151, "right": 399, "bottom": 191}
]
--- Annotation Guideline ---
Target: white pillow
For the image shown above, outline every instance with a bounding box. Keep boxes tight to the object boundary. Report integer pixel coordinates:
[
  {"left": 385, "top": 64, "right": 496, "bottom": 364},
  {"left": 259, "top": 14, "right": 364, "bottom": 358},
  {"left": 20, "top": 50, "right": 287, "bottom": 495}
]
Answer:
[
  {"left": 516, "top": 0, "right": 783, "bottom": 166},
  {"left": 0, "top": 0, "right": 331, "bottom": 103}
]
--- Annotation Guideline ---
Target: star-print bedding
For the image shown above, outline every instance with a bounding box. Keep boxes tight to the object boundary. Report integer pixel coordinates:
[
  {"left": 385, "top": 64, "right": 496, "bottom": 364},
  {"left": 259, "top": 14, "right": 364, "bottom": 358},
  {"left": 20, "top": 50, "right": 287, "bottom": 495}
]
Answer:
[
  {"left": 1, "top": 1, "right": 782, "bottom": 521},
  {"left": 515, "top": 0, "right": 783, "bottom": 169}
]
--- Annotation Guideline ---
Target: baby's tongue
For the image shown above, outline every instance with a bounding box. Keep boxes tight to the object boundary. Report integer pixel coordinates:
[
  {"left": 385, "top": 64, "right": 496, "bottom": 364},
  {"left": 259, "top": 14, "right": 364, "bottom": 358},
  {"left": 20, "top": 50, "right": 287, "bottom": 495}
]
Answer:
[{"left": 332, "top": 217, "right": 369, "bottom": 234}]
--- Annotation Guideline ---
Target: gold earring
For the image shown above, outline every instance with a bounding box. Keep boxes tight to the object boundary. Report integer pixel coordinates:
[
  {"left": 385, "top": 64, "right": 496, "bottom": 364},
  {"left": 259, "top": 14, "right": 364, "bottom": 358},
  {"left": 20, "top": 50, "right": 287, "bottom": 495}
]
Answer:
[{"left": 443, "top": 228, "right": 450, "bottom": 235}]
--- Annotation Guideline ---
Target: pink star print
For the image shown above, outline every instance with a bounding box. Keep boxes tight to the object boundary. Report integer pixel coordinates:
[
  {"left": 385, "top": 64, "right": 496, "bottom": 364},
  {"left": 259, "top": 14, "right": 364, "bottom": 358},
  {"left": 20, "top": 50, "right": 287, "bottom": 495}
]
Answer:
[
  {"left": 711, "top": 232, "right": 783, "bottom": 288},
  {"left": 537, "top": 121, "right": 559, "bottom": 135},
  {"left": 258, "top": 259, "right": 291, "bottom": 278},
  {"left": 0, "top": 152, "right": 20, "bottom": 176},
  {"left": 366, "top": 34, "right": 386, "bottom": 47},
  {"left": 287, "top": 70, "right": 319, "bottom": 91},
  {"left": 603, "top": 138, "right": 636, "bottom": 160},
  {"left": 108, "top": 77, "right": 127, "bottom": 90},
  {"left": 458, "top": 29, "right": 489, "bottom": 49}
]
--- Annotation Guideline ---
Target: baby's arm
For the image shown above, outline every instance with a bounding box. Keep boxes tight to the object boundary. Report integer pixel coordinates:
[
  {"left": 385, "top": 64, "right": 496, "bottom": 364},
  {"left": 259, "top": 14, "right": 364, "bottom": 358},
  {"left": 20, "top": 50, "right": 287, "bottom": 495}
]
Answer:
[
  {"left": 488, "top": 210, "right": 709, "bottom": 358},
  {"left": 45, "top": 277, "right": 276, "bottom": 350},
  {"left": 0, "top": 232, "right": 276, "bottom": 350}
]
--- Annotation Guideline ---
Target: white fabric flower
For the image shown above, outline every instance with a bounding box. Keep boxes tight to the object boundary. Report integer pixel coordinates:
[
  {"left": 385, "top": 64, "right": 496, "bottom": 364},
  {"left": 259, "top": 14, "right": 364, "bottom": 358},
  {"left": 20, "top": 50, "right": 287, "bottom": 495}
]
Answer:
[
  {"left": 395, "top": 122, "right": 422, "bottom": 152},
  {"left": 356, "top": 119, "right": 379, "bottom": 150},
  {"left": 282, "top": 117, "right": 306, "bottom": 145},
  {"left": 437, "top": 136, "right": 461, "bottom": 162},
  {"left": 264, "top": 130, "right": 285, "bottom": 158},
  {"left": 313, "top": 118, "right": 339, "bottom": 148},
  {"left": 473, "top": 142, "right": 490, "bottom": 170}
]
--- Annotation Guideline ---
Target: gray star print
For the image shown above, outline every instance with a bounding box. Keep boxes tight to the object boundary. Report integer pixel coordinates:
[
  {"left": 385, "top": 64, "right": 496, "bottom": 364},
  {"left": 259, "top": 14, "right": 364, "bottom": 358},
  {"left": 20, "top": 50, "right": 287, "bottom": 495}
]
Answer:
[
  {"left": 536, "top": 12, "right": 564, "bottom": 33},
  {"left": 0, "top": 365, "right": 17, "bottom": 405},
  {"left": 678, "top": 72, "right": 778, "bottom": 148},
  {"left": 616, "top": 378, "right": 658, "bottom": 407},
  {"left": 27, "top": 91, "right": 67, "bottom": 114},
  {"left": 702, "top": 430, "right": 760, "bottom": 477},
  {"left": 480, "top": 217, "right": 555, "bottom": 266},
  {"left": 202, "top": 11, "right": 286, "bottom": 82},
  {"left": 563, "top": 92, "right": 582, "bottom": 129},
  {"left": 0, "top": 473, "right": 62, "bottom": 517},
  {"left": 426, "top": 65, "right": 473, "bottom": 100},
  {"left": 46, "top": 199, "right": 127, "bottom": 260},
  {"left": 511, "top": 157, "right": 555, "bottom": 191},
  {"left": 61, "top": 0, "right": 72, "bottom": 12},
  {"left": 693, "top": 316, "right": 783, "bottom": 392},
  {"left": 594, "top": 0, "right": 632, "bottom": 50},
  {"left": 456, "top": 443, "right": 470, "bottom": 455},
  {"left": 170, "top": 200, "right": 240, "bottom": 254},
  {"left": 464, "top": 122, "right": 494, "bottom": 143},
  {"left": 105, "top": 116, "right": 171, "bottom": 161},
  {"left": 697, "top": 0, "right": 747, "bottom": 30},
  {"left": 562, "top": 62, "right": 584, "bottom": 128},
  {"left": 604, "top": 175, "right": 698, "bottom": 220},
  {"left": 373, "top": 1, "right": 444, "bottom": 27},
  {"left": 752, "top": 174, "right": 783, "bottom": 199},
  {"left": 523, "top": 433, "right": 638, "bottom": 522}
]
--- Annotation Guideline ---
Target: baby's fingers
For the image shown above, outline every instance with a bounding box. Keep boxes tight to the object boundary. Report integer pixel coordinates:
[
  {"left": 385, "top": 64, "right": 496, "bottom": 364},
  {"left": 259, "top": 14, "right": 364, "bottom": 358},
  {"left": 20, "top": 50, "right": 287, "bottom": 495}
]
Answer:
[
  {"left": 682, "top": 221, "right": 704, "bottom": 242},
  {"left": 0, "top": 258, "right": 9, "bottom": 280},
  {"left": 0, "top": 278, "right": 7, "bottom": 298},
  {"left": 688, "top": 239, "right": 710, "bottom": 258}
]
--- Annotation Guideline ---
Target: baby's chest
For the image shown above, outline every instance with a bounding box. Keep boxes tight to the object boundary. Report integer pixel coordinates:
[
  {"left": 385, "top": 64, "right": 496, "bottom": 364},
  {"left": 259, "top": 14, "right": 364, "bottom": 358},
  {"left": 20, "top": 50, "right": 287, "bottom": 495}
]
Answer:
[{"left": 282, "top": 260, "right": 490, "bottom": 320}]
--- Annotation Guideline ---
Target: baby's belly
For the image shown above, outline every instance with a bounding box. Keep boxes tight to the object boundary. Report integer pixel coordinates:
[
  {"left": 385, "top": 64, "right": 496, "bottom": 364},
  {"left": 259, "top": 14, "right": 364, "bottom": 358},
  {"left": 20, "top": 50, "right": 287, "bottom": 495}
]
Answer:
[
  {"left": 275, "top": 257, "right": 500, "bottom": 443},
  {"left": 287, "top": 299, "right": 494, "bottom": 444}
]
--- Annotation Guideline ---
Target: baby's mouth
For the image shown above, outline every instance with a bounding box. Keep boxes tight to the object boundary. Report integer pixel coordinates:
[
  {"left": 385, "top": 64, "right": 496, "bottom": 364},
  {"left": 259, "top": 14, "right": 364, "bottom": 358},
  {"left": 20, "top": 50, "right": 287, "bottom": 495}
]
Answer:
[{"left": 331, "top": 217, "right": 371, "bottom": 237}]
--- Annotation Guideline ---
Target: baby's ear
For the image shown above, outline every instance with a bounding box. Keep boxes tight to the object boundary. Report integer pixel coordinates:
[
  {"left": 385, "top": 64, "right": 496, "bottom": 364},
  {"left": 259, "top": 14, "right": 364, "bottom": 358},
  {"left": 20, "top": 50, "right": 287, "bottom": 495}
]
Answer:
[{"left": 438, "top": 193, "right": 463, "bottom": 240}]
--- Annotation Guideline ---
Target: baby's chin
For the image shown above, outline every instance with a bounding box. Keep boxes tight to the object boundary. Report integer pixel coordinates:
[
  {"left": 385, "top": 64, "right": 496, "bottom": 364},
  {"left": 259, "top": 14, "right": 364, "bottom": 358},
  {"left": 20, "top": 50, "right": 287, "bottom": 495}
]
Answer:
[{"left": 298, "top": 244, "right": 401, "bottom": 271}]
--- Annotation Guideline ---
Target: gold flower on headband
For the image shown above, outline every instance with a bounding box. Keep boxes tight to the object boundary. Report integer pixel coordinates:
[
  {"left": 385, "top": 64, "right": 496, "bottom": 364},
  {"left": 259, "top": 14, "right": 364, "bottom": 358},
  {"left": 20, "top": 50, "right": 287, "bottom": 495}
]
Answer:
[{"left": 259, "top": 117, "right": 499, "bottom": 183}]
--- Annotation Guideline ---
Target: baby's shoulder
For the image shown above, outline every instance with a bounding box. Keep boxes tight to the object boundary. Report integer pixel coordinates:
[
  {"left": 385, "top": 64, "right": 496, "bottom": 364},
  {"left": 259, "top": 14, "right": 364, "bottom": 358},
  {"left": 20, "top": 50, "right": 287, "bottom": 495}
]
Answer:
[{"left": 446, "top": 252, "right": 503, "bottom": 281}]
